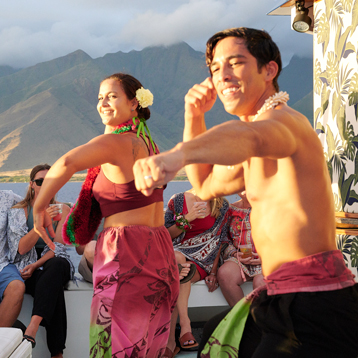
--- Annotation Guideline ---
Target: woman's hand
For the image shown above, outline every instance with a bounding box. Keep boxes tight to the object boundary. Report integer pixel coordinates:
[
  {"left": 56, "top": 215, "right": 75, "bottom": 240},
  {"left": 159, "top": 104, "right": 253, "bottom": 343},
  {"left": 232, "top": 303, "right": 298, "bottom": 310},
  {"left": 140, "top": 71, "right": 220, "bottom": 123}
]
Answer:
[
  {"left": 236, "top": 251, "right": 261, "bottom": 265},
  {"left": 46, "top": 205, "right": 59, "bottom": 219},
  {"left": 205, "top": 273, "right": 219, "bottom": 293},
  {"left": 33, "top": 208, "right": 56, "bottom": 251},
  {"left": 185, "top": 201, "right": 208, "bottom": 222},
  {"left": 20, "top": 263, "right": 37, "bottom": 280}
]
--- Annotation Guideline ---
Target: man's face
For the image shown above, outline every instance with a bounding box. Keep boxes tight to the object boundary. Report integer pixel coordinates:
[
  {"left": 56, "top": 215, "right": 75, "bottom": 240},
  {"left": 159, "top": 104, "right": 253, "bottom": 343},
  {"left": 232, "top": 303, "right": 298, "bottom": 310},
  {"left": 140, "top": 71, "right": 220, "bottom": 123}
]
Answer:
[{"left": 210, "top": 36, "right": 267, "bottom": 118}]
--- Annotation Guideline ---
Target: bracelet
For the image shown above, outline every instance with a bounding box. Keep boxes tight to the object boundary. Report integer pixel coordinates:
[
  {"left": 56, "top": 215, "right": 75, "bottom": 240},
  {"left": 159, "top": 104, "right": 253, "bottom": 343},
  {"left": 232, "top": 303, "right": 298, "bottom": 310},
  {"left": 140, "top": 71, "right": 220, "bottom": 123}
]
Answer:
[
  {"left": 174, "top": 212, "right": 192, "bottom": 232},
  {"left": 210, "top": 272, "right": 216, "bottom": 276}
]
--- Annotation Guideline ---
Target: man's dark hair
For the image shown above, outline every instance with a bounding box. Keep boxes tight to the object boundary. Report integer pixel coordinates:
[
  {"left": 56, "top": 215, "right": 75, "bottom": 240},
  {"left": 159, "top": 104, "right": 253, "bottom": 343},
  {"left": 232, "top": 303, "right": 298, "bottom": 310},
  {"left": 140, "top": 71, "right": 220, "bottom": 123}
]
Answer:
[{"left": 206, "top": 27, "right": 282, "bottom": 92}]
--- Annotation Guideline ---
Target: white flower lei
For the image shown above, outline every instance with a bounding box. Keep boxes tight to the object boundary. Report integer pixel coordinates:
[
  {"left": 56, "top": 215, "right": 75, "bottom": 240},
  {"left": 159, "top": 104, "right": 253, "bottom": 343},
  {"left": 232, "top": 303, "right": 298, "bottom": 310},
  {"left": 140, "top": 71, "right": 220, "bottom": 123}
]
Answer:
[{"left": 252, "top": 91, "right": 289, "bottom": 121}]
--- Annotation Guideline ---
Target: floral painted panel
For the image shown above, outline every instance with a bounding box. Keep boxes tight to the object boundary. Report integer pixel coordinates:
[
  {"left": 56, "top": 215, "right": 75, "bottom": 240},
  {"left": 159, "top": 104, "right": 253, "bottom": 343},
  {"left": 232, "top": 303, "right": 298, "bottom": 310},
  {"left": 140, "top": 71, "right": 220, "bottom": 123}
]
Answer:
[{"left": 314, "top": 0, "right": 358, "bottom": 274}]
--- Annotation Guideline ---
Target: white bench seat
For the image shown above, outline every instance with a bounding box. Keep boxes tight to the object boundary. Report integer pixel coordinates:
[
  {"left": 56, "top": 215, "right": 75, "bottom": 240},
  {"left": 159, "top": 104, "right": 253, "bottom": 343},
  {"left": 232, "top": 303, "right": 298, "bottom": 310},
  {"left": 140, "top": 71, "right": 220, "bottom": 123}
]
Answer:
[{"left": 18, "top": 274, "right": 252, "bottom": 357}]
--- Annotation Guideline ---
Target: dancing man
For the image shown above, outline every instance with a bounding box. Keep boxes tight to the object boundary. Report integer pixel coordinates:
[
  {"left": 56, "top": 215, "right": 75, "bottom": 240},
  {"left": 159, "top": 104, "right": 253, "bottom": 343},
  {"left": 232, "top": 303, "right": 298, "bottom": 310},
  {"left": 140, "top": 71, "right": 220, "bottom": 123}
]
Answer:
[{"left": 133, "top": 27, "right": 358, "bottom": 357}]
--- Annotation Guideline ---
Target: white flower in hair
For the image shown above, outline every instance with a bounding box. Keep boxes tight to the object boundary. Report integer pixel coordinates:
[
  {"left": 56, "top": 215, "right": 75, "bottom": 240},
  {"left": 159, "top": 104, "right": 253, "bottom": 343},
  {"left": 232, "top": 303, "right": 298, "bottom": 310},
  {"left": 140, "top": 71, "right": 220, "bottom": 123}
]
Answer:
[{"left": 136, "top": 87, "right": 154, "bottom": 108}]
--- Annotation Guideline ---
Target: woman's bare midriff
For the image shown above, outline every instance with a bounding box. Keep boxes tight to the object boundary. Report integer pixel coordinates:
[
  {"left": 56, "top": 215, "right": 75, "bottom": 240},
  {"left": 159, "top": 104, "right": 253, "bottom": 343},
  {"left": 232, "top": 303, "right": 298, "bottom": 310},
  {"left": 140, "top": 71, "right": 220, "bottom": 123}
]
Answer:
[{"left": 103, "top": 201, "right": 164, "bottom": 229}]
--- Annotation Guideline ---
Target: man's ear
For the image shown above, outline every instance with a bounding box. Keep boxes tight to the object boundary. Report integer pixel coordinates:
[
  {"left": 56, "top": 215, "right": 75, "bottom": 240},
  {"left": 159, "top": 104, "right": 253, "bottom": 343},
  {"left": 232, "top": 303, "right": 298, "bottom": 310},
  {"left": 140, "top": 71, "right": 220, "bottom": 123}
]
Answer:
[{"left": 265, "top": 61, "right": 279, "bottom": 82}]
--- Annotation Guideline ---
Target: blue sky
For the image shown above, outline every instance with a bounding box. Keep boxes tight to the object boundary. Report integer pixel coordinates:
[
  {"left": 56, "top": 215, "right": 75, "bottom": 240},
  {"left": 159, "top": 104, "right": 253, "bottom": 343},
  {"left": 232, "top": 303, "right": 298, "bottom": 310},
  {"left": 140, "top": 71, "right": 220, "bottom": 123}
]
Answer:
[{"left": 0, "top": 0, "right": 313, "bottom": 69}]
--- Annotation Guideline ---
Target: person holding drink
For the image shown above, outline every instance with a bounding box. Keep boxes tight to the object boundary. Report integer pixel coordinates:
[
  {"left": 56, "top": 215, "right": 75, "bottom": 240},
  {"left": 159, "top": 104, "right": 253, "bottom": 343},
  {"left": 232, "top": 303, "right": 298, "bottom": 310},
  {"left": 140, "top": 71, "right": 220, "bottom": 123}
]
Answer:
[
  {"left": 10, "top": 164, "right": 73, "bottom": 358},
  {"left": 217, "top": 191, "right": 264, "bottom": 307},
  {"left": 163, "top": 189, "right": 229, "bottom": 356}
]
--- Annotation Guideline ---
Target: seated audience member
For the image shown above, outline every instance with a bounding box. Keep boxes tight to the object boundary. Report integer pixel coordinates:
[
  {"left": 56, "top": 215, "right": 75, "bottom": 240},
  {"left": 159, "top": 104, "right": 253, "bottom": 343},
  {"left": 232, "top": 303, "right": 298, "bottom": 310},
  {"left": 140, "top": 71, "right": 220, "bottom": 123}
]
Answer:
[
  {"left": 0, "top": 190, "right": 27, "bottom": 329},
  {"left": 163, "top": 190, "right": 229, "bottom": 357},
  {"left": 76, "top": 220, "right": 103, "bottom": 283},
  {"left": 77, "top": 241, "right": 96, "bottom": 283},
  {"left": 217, "top": 191, "right": 265, "bottom": 307},
  {"left": 9, "top": 164, "right": 74, "bottom": 358}
]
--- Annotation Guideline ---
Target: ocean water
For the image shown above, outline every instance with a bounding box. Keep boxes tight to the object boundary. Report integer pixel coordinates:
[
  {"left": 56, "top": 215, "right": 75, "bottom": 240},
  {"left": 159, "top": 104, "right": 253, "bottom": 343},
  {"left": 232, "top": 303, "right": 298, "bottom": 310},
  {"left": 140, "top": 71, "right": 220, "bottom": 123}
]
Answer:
[{"left": 0, "top": 181, "right": 239, "bottom": 208}]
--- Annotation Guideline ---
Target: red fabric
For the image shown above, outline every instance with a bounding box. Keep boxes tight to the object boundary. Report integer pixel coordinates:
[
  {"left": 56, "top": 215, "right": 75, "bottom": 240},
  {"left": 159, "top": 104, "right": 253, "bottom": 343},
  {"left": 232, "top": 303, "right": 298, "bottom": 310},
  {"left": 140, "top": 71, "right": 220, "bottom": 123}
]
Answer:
[
  {"left": 93, "top": 170, "right": 164, "bottom": 217},
  {"left": 90, "top": 225, "right": 179, "bottom": 356},
  {"left": 265, "top": 250, "right": 356, "bottom": 295},
  {"left": 181, "top": 195, "right": 215, "bottom": 242},
  {"left": 194, "top": 263, "right": 208, "bottom": 280},
  {"left": 228, "top": 207, "right": 257, "bottom": 253},
  {"left": 62, "top": 166, "right": 102, "bottom": 246}
]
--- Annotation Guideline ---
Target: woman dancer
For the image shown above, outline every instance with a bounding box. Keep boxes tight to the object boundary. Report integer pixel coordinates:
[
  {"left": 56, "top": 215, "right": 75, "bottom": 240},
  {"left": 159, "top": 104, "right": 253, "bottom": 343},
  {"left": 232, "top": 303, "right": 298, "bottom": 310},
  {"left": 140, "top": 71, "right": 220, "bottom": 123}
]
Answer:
[
  {"left": 163, "top": 190, "right": 229, "bottom": 356},
  {"left": 33, "top": 73, "right": 179, "bottom": 357},
  {"left": 10, "top": 164, "right": 73, "bottom": 358}
]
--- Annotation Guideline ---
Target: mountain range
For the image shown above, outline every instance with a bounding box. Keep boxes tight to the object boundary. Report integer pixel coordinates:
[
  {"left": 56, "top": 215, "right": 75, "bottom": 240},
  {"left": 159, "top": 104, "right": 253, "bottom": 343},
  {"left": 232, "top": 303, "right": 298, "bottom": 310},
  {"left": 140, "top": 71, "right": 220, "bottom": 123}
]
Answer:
[{"left": 0, "top": 42, "right": 313, "bottom": 173}]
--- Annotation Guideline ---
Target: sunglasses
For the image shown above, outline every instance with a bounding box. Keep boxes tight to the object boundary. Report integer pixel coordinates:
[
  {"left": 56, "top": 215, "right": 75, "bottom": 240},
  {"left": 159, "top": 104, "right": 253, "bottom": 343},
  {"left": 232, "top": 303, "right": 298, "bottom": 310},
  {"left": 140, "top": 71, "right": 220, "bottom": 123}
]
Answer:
[{"left": 32, "top": 178, "right": 44, "bottom": 186}]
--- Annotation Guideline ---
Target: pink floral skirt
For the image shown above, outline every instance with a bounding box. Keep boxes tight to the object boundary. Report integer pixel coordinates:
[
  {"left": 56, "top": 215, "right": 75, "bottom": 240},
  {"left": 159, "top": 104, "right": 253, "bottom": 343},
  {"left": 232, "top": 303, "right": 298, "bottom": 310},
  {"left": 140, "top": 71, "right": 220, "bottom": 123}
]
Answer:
[{"left": 89, "top": 225, "right": 179, "bottom": 358}]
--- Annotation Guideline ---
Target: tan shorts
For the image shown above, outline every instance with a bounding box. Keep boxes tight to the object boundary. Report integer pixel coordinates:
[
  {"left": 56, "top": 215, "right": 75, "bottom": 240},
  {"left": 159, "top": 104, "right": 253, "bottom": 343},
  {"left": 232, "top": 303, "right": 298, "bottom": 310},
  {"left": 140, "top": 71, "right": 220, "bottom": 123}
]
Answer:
[{"left": 78, "top": 255, "right": 93, "bottom": 283}]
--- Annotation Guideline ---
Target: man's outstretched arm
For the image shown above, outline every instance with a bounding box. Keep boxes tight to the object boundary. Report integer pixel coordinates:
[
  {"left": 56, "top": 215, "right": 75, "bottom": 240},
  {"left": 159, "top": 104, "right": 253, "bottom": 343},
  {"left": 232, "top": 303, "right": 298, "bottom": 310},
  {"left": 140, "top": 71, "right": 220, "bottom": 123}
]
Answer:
[{"left": 134, "top": 115, "right": 298, "bottom": 198}]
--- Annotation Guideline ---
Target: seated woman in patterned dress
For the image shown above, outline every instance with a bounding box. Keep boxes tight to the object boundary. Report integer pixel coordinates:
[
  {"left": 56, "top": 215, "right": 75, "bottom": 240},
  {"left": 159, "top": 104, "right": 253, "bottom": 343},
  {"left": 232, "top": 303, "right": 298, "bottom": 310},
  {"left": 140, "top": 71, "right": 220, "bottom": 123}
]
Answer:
[
  {"left": 217, "top": 191, "right": 265, "bottom": 307},
  {"left": 163, "top": 189, "right": 230, "bottom": 356}
]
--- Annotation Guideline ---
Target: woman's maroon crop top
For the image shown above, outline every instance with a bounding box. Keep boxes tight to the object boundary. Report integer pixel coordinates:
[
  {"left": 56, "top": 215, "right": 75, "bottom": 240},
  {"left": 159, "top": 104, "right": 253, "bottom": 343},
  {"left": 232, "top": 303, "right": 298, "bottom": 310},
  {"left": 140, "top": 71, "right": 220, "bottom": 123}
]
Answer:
[{"left": 92, "top": 169, "right": 165, "bottom": 217}]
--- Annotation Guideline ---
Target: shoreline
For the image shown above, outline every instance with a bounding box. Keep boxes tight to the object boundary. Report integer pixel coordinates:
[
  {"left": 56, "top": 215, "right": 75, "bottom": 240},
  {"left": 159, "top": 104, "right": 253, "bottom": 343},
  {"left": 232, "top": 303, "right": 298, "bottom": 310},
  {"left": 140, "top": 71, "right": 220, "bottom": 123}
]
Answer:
[{"left": 0, "top": 173, "right": 188, "bottom": 183}]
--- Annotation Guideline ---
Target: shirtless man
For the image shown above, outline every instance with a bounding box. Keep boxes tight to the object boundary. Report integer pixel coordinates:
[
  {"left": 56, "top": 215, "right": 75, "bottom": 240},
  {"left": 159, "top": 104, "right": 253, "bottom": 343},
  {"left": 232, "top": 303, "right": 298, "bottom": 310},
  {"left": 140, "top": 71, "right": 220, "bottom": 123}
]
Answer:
[{"left": 134, "top": 28, "right": 358, "bottom": 357}]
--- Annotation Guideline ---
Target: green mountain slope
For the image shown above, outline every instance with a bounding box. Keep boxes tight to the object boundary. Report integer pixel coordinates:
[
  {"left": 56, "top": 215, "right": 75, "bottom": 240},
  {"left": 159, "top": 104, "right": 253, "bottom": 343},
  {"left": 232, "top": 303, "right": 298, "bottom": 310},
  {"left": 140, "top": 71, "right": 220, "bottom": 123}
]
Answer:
[{"left": 0, "top": 45, "right": 313, "bottom": 172}]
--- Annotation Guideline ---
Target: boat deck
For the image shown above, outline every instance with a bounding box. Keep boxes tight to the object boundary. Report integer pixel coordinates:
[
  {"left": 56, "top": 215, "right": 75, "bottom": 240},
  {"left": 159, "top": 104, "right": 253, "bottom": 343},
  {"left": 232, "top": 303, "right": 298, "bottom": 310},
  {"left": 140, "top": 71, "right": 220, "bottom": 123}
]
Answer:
[{"left": 16, "top": 247, "right": 253, "bottom": 357}]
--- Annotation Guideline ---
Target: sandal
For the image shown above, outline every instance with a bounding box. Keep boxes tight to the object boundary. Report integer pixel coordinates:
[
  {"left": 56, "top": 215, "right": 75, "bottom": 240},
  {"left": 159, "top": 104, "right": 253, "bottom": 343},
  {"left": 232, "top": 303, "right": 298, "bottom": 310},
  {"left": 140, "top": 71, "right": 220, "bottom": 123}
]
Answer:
[
  {"left": 179, "top": 331, "right": 198, "bottom": 350},
  {"left": 23, "top": 334, "right": 36, "bottom": 348},
  {"left": 162, "top": 346, "right": 180, "bottom": 357},
  {"left": 178, "top": 263, "right": 196, "bottom": 284}
]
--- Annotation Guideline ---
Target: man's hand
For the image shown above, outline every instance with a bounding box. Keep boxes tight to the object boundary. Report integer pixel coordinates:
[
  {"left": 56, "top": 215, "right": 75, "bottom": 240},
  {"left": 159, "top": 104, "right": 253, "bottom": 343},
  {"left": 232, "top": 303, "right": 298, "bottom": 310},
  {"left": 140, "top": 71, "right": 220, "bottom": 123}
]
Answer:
[
  {"left": 184, "top": 77, "right": 217, "bottom": 119},
  {"left": 134, "top": 148, "right": 185, "bottom": 196},
  {"left": 33, "top": 208, "right": 56, "bottom": 251}
]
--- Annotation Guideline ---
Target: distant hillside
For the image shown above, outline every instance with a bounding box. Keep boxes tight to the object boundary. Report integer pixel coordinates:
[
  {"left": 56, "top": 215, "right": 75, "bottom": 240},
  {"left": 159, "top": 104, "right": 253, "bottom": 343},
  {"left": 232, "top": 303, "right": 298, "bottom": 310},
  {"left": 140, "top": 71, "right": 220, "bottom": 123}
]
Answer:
[
  {"left": 0, "top": 45, "right": 313, "bottom": 172},
  {"left": 278, "top": 55, "right": 313, "bottom": 123},
  {"left": 0, "top": 65, "right": 18, "bottom": 78}
]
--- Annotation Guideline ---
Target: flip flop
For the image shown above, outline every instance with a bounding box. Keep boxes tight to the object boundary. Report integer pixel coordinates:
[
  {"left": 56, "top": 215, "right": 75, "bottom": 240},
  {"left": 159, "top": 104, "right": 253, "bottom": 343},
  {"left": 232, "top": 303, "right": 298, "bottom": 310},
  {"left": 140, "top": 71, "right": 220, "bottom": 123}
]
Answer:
[
  {"left": 162, "top": 346, "right": 180, "bottom": 357},
  {"left": 23, "top": 334, "right": 36, "bottom": 348},
  {"left": 178, "top": 263, "right": 196, "bottom": 284},
  {"left": 179, "top": 331, "right": 199, "bottom": 350}
]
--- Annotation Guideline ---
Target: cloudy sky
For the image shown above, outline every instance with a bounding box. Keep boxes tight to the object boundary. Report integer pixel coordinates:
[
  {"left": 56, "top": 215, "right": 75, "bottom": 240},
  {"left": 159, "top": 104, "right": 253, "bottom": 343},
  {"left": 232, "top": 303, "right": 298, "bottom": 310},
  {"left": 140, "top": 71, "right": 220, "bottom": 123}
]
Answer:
[{"left": 1, "top": 0, "right": 313, "bottom": 69}]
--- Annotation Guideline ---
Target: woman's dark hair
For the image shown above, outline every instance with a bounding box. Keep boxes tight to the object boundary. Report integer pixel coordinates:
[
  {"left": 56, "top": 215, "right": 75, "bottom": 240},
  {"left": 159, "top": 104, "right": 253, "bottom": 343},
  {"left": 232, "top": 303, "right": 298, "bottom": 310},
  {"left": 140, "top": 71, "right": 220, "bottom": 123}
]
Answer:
[
  {"left": 103, "top": 73, "right": 151, "bottom": 120},
  {"left": 206, "top": 27, "right": 282, "bottom": 92},
  {"left": 13, "top": 163, "right": 54, "bottom": 209}
]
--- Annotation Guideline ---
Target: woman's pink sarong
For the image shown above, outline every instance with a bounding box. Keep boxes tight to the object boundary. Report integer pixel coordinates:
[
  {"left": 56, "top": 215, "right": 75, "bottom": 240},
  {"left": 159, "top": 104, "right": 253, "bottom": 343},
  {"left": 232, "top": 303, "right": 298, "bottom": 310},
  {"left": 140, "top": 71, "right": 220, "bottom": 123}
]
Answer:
[{"left": 89, "top": 225, "right": 179, "bottom": 358}]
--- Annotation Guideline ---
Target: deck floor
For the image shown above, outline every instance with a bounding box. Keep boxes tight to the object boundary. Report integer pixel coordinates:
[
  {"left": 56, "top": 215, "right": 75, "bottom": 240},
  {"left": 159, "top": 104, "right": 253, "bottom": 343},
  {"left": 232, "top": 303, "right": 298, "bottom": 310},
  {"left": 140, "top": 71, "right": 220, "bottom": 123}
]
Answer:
[{"left": 177, "top": 350, "right": 197, "bottom": 357}]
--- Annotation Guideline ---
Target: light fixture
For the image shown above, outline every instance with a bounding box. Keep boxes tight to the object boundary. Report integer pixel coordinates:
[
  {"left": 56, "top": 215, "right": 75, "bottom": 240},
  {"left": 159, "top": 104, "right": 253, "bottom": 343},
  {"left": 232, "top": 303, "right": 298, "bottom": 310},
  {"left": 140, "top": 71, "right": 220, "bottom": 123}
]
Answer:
[{"left": 292, "top": 1, "right": 312, "bottom": 33}]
